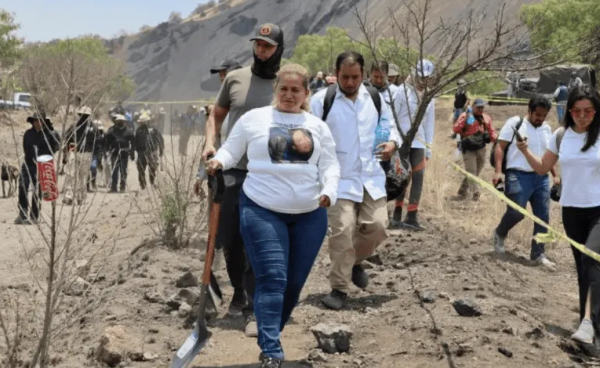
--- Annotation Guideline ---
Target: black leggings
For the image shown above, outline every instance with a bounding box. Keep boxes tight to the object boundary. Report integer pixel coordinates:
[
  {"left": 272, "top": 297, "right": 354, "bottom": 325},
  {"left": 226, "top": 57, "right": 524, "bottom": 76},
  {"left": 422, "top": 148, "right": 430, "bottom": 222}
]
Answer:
[{"left": 562, "top": 206, "right": 600, "bottom": 333}]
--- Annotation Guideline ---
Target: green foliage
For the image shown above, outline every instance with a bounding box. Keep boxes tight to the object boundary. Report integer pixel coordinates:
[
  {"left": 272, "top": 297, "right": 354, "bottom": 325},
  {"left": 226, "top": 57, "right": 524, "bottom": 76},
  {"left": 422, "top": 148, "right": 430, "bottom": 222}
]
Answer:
[
  {"left": 520, "top": 0, "right": 600, "bottom": 65},
  {"left": 0, "top": 9, "right": 21, "bottom": 68},
  {"left": 464, "top": 72, "right": 506, "bottom": 96}
]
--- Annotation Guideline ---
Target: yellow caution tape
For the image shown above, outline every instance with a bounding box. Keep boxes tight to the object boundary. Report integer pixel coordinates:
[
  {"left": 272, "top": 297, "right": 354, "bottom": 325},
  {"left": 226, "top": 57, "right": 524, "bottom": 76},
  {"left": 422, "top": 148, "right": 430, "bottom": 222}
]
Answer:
[{"left": 420, "top": 138, "right": 600, "bottom": 263}]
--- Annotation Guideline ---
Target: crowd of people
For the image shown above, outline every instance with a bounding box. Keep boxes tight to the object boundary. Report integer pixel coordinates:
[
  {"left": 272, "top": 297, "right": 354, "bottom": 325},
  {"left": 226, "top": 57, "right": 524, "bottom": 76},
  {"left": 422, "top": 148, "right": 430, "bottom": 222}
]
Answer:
[{"left": 13, "top": 21, "right": 600, "bottom": 368}]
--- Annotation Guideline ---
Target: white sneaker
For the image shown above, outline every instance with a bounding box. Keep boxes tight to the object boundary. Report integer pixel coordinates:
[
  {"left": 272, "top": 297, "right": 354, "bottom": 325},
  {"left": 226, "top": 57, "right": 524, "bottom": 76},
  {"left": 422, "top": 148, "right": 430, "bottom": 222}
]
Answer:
[
  {"left": 572, "top": 319, "right": 594, "bottom": 344},
  {"left": 536, "top": 255, "right": 556, "bottom": 270}
]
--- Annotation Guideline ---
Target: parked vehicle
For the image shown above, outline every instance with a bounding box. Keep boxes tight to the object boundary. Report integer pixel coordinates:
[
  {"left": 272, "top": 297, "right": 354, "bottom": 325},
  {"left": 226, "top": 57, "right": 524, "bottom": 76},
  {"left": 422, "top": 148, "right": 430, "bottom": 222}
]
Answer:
[{"left": 0, "top": 93, "right": 32, "bottom": 109}]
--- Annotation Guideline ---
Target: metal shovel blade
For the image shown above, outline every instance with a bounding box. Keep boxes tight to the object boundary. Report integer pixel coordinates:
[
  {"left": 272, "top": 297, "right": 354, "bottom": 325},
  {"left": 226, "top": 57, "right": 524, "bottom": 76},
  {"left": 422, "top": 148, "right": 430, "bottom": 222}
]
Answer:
[{"left": 170, "top": 321, "right": 211, "bottom": 368}]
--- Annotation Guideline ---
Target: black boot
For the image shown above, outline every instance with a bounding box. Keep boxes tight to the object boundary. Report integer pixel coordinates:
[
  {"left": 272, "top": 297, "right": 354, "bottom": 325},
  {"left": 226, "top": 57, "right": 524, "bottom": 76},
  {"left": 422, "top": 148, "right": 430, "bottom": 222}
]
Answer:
[{"left": 403, "top": 211, "right": 425, "bottom": 231}]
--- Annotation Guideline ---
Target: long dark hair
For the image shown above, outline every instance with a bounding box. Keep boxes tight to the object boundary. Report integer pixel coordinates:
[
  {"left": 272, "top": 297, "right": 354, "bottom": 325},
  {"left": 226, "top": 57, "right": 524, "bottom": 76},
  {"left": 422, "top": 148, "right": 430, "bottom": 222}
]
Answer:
[{"left": 564, "top": 85, "right": 600, "bottom": 152}]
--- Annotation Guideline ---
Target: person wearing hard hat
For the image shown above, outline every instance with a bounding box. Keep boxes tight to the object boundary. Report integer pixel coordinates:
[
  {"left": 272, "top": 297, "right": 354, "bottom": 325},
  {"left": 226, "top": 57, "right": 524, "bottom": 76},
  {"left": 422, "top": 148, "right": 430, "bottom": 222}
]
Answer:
[
  {"left": 134, "top": 113, "right": 164, "bottom": 190},
  {"left": 391, "top": 59, "right": 437, "bottom": 231},
  {"left": 105, "top": 114, "right": 135, "bottom": 192},
  {"left": 62, "top": 106, "right": 102, "bottom": 205}
]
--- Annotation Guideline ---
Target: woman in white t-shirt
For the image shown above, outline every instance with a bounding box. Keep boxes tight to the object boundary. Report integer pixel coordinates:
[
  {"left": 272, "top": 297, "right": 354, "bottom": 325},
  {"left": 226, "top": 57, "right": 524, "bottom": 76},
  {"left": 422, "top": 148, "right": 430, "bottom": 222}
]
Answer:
[
  {"left": 517, "top": 86, "right": 600, "bottom": 347},
  {"left": 208, "top": 63, "right": 340, "bottom": 368}
]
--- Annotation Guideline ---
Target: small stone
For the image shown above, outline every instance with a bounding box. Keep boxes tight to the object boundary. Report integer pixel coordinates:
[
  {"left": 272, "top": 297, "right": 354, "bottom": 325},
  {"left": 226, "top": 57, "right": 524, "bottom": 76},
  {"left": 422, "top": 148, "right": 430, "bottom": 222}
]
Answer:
[
  {"left": 178, "top": 302, "right": 192, "bottom": 318},
  {"left": 143, "top": 352, "right": 158, "bottom": 361},
  {"left": 176, "top": 264, "right": 190, "bottom": 272},
  {"left": 469, "top": 239, "right": 478, "bottom": 245},
  {"left": 143, "top": 291, "right": 164, "bottom": 304},
  {"left": 141, "top": 254, "right": 150, "bottom": 262},
  {"left": 65, "top": 277, "right": 91, "bottom": 297},
  {"left": 502, "top": 327, "right": 517, "bottom": 336},
  {"left": 176, "top": 271, "right": 198, "bottom": 288},
  {"left": 103, "top": 315, "right": 117, "bottom": 322},
  {"left": 148, "top": 328, "right": 159, "bottom": 334},
  {"left": 393, "top": 263, "right": 406, "bottom": 270},
  {"left": 456, "top": 343, "right": 473, "bottom": 357},
  {"left": 525, "top": 327, "right": 544, "bottom": 340},
  {"left": 166, "top": 295, "right": 182, "bottom": 310},
  {"left": 420, "top": 290, "right": 438, "bottom": 304},
  {"left": 96, "top": 326, "right": 142, "bottom": 367},
  {"left": 453, "top": 299, "right": 482, "bottom": 317},
  {"left": 308, "top": 349, "right": 328, "bottom": 362},
  {"left": 439, "top": 292, "right": 450, "bottom": 300},
  {"left": 178, "top": 288, "right": 200, "bottom": 306},
  {"left": 498, "top": 347, "right": 513, "bottom": 358},
  {"left": 311, "top": 323, "right": 353, "bottom": 354}
]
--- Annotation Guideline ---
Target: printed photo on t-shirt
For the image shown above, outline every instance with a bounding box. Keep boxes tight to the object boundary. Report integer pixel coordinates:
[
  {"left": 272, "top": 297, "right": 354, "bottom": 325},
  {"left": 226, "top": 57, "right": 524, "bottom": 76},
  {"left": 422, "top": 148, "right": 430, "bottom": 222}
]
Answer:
[{"left": 268, "top": 127, "right": 314, "bottom": 163}]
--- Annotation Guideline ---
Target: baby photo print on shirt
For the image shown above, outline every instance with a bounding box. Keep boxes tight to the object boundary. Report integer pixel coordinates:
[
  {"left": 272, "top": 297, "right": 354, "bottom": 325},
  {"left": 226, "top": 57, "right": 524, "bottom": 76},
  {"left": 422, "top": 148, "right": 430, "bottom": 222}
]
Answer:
[{"left": 268, "top": 126, "right": 314, "bottom": 164}]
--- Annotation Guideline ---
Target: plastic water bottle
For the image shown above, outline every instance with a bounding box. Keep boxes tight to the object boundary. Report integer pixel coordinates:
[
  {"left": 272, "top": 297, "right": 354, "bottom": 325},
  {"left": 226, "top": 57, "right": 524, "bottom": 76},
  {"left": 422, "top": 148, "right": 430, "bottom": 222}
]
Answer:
[{"left": 373, "top": 117, "right": 390, "bottom": 161}]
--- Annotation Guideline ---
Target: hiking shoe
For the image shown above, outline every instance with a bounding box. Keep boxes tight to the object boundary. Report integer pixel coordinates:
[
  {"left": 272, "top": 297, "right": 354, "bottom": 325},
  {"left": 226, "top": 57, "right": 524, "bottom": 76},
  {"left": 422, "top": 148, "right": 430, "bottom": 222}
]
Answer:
[
  {"left": 352, "top": 264, "right": 369, "bottom": 289},
  {"left": 322, "top": 289, "right": 347, "bottom": 310},
  {"left": 572, "top": 319, "right": 595, "bottom": 345},
  {"left": 388, "top": 219, "right": 403, "bottom": 230},
  {"left": 14, "top": 217, "right": 31, "bottom": 225},
  {"left": 536, "top": 254, "right": 556, "bottom": 270},
  {"left": 493, "top": 232, "right": 506, "bottom": 254},
  {"left": 402, "top": 218, "right": 425, "bottom": 231},
  {"left": 261, "top": 356, "right": 283, "bottom": 368},
  {"left": 244, "top": 314, "right": 258, "bottom": 338},
  {"left": 228, "top": 289, "right": 246, "bottom": 317}
]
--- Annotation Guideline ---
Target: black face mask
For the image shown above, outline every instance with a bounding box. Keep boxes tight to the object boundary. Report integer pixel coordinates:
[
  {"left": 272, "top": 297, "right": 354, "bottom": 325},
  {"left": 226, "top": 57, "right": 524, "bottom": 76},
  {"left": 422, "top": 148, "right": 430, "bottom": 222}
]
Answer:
[{"left": 251, "top": 45, "right": 284, "bottom": 80}]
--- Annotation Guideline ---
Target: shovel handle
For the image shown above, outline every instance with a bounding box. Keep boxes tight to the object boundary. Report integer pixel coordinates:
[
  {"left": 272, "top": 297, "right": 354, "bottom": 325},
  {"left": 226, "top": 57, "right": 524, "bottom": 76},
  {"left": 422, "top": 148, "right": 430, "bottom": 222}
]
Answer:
[{"left": 202, "top": 169, "right": 224, "bottom": 286}]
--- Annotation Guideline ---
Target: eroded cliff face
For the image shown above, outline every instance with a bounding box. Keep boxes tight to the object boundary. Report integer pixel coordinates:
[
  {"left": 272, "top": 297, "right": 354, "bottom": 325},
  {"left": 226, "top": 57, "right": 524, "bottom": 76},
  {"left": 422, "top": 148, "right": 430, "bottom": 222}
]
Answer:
[{"left": 109, "top": 0, "right": 537, "bottom": 102}]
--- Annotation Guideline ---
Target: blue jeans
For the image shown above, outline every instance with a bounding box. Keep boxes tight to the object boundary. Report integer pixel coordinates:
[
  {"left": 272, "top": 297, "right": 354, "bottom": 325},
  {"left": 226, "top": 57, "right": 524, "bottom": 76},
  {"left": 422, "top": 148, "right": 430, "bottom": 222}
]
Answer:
[
  {"left": 110, "top": 154, "right": 129, "bottom": 190},
  {"left": 90, "top": 154, "right": 99, "bottom": 181},
  {"left": 557, "top": 105, "right": 566, "bottom": 123},
  {"left": 453, "top": 108, "right": 464, "bottom": 122},
  {"left": 496, "top": 170, "right": 550, "bottom": 260},
  {"left": 240, "top": 191, "right": 327, "bottom": 359},
  {"left": 18, "top": 163, "right": 41, "bottom": 220}
]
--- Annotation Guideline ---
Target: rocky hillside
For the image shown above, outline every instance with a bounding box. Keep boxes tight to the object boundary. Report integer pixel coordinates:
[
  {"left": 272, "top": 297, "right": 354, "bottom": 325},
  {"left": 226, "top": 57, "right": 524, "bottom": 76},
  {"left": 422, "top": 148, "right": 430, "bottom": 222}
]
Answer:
[{"left": 110, "top": 0, "right": 540, "bottom": 102}]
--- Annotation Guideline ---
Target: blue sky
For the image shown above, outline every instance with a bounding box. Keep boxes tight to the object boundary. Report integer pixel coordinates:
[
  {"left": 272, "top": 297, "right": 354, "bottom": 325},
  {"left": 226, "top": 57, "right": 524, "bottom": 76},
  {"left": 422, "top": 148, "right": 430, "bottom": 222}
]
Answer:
[{"left": 3, "top": 0, "right": 207, "bottom": 42}]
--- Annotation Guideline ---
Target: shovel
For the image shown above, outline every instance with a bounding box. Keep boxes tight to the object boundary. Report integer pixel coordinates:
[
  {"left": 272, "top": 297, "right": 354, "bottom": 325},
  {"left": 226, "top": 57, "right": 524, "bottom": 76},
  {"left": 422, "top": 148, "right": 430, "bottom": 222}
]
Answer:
[{"left": 171, "top": 169, "right": 225, "bottom": 368}]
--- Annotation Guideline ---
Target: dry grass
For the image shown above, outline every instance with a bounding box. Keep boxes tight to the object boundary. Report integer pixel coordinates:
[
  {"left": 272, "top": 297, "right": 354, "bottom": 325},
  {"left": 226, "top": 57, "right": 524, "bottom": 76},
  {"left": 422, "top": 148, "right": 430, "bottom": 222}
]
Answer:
[{"left": 419, "top": 100, "right": 564, "bottom": 259}]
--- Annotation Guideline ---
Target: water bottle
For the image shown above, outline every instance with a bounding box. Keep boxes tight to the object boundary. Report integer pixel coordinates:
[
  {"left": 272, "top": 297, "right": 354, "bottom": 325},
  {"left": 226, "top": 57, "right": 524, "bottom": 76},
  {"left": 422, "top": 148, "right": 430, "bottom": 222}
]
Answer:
[
  {"left": 466, "top": 107, "right": 476, "bottom": 125},
  {"left": 373, "top": 117, "right": 390, "bottom": 161}
]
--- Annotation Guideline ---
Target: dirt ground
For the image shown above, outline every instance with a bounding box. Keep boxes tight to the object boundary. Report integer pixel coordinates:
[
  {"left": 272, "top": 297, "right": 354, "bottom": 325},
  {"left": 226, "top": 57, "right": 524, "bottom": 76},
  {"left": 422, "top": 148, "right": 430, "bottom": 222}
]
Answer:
[{"left": 0, "top": 104, "right": 594, "bottom": 368}]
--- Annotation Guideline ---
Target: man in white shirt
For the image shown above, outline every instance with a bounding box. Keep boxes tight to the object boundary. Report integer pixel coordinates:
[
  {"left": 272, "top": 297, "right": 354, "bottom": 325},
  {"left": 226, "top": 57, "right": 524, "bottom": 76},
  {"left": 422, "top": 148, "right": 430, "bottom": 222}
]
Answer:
[
  {"left": 568, "top": 72, "right": 583, "bottom": 92},
  {"left": 492, "top": 96, "right": 560, "bottom": 269},
  {"left": 311, "top": 51, "right": 401, "bottom": 310},
  {"left": 390, "top": 59, "right": 436, "bottom": 231}
]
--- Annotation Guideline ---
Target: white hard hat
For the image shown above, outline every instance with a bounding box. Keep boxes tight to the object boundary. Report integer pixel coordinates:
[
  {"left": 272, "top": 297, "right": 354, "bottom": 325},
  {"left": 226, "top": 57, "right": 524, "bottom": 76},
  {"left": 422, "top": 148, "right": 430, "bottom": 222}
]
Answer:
[{"left": 414, "top": 59, "right": 435, "bottom": 78}]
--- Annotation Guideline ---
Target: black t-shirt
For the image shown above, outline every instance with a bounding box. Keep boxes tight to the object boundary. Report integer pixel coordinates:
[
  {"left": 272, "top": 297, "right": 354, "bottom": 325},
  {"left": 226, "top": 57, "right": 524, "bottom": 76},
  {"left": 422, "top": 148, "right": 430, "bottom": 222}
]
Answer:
[{"left": 454, "top": 90, "right": 468, "bottom": 109}]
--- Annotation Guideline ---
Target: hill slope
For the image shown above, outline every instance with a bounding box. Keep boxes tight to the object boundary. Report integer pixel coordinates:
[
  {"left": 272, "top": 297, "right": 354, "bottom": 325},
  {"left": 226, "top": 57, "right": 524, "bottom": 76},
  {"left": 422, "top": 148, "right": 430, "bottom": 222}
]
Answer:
[{"left": 111, "top": 0, "right": 540, "bottom": 102}]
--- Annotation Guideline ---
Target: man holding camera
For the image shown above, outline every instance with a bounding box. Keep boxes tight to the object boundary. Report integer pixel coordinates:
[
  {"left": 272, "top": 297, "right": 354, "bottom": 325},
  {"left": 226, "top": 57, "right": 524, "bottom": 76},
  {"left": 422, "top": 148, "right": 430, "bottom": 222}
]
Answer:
[
  {"left": 491, "top": 96, "right": 559, "bottom": 269},
  {"left": 452, "top": 98, "right": 497, "bottom": 201}
]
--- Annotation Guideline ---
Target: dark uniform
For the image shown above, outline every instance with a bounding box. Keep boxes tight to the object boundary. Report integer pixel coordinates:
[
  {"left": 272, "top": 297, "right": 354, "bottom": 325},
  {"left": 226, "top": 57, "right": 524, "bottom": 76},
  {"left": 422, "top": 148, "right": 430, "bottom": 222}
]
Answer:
[
  {"left": 134, "top": 123, "right": 164, "bottom": 189},
  {"left": 105, "top": 122, "right": 135, "bottom": 192},
  {"left": 18, "top": 114, "right": 60, "bottom": 222}
]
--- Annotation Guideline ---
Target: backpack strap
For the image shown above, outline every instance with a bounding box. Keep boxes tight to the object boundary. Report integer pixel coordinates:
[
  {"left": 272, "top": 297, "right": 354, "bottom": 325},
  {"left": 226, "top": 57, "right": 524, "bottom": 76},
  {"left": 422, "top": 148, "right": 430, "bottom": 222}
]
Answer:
[
  {"left": 365, "top": 86, "right": 382, "bottom": 121},
  {"left": 555, "top": 127, "right": 566, "bottom": 152},
  {"left": 321, "top": 84, "right": 338, "bottom": 121}
]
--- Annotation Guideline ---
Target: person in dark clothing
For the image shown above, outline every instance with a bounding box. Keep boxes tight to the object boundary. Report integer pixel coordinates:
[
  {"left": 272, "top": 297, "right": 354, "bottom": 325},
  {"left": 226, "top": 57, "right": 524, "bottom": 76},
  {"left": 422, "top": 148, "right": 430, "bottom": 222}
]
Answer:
[
  {"left": 90, "top": 120, "right": 106, "bottom": 190},
  {"left": 16, "top": 112, "right": 60, "bottom": 225},
  {"left": 105, "top": 114, "right": 135, "bottom": 193},
  {"left": 134, "top": 113, "right": 164, "bottom": 190},
  {"left": 62, "top": 106, "right": 102, "bottom": 204},
  {"left": 309, "top": 71, "right": 326, "bottom": 93}
]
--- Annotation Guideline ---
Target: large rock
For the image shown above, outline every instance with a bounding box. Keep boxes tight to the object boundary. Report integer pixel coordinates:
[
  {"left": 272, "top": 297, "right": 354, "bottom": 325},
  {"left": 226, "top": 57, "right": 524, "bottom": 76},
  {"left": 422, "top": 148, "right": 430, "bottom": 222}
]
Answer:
[
  {"left": 64, "top": 277, "right": 91, "bottom": 297},
  {"left": 96, "top": 325, "right": 142, "bottom": 367},
  {"left": 178, "top": 288, "right": 200, "bottom": 305},
  {"left": 176, "top": 271, "right": 198, "bottom": 288},
  {"left": 311, "top": 323, "right": 353, "bottom": 354},
  {"left": 453, "top": 299, "right": 482, "bottom": 317}
]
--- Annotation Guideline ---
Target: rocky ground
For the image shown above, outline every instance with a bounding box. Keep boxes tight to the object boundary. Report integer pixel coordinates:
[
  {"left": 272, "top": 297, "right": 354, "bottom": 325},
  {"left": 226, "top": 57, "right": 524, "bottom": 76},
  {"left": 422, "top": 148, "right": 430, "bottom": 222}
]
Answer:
[{"left": 0, "top": 104, "right": 597, "bottom": 367}]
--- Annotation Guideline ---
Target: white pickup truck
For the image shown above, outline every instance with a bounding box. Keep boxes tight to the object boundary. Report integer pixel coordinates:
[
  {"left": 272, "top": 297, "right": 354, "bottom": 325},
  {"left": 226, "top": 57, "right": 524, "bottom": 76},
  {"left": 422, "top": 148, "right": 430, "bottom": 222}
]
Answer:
[{"left": 0, "top": 92, "right": 32, "bottom": 109}]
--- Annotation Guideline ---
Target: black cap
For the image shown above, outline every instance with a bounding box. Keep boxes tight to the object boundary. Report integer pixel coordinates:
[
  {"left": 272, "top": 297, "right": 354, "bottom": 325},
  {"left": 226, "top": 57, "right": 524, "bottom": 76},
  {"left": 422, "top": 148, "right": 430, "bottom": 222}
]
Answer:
[
  {"left": 210, "top": 59, "right": 242, "bottom": 74},
  {"left": 473, "top": 98, "right": 486, "bottom": 107},
  {"left": 250, "top": 23, "right": 284, "bottom": 47},
  {"left": 27, "top": 112, "right": 50, "bottom": 124}
]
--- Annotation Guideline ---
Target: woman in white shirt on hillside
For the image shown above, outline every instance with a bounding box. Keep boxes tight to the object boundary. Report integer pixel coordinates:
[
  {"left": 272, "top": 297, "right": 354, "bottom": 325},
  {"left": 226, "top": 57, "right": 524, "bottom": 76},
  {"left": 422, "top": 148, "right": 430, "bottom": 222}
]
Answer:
[
  {"left": 517, "top": 86, "right": 600, "bottom": 347},
  {"left": 207, "top": 63, "right": 340, "bottom": 368}
]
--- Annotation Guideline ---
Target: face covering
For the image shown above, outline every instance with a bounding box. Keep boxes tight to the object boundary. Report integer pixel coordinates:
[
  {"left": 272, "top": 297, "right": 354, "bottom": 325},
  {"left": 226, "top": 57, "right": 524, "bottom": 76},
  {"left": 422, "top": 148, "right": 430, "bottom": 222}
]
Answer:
[{"left": 251, "top": 45, "right": 284, "bottom": 80}]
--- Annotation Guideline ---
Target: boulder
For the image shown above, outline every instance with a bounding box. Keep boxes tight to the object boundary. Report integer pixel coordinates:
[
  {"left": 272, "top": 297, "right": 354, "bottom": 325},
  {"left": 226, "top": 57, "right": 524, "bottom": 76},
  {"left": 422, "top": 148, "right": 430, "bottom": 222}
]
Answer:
[
  {"left": 452, "top": 299, "right": 482, "bottom": 317},
  {"left": 96, "top": 326, "right": 142, "bottom": 367}
]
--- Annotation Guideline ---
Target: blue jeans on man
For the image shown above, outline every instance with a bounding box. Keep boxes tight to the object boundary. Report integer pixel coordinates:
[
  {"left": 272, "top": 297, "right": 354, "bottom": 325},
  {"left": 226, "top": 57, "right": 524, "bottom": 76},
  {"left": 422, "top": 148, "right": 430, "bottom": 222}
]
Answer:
[
  {"left": 453, "top": 108, "right": 464, "bottom": 122},
  {"left": 18, "top": 163, "right": 41, "bottom": 221},
  {"left": 239, "top": 191, "right": 327, "bottom": 359},
  {"left": 556, "top": 104, "right": 566, "bottom": 123},
  {"left": 495, "top": 170, "right": 550, "bottom": 260}
]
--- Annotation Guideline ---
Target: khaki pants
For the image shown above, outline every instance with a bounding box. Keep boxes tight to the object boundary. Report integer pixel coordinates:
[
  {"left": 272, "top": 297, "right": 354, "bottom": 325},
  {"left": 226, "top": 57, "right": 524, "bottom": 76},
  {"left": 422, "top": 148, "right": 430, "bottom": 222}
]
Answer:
[
  {"left": 328, "top": 190, "right": 388, "bottom": 293},
  {"left": 64, "top": 152, "right": 93, "bottom": 204},
  {"left": 458, "top": 148, "right": 486, "bottom": 197}
]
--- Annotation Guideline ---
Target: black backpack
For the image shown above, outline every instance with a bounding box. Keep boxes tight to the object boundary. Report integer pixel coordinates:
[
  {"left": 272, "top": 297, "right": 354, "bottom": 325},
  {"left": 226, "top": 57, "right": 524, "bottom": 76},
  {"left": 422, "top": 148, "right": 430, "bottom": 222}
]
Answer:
[
  {"left": 322, "top": 84, "right": 382, "bottom": 122},
  {"left": 489, "top": 117, "right": 524, "bottom": 173}
]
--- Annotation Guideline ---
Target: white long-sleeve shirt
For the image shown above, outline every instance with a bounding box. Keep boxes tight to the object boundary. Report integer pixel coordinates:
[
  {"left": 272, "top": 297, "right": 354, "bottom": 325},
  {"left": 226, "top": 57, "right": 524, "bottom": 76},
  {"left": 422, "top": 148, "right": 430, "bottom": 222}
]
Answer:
[
  {"left": 213, "top": 106, "right": 340, "bottom": 214},
  {"left": 393, "top": 83, "right": 435, "bottom": 151},
  {"left": 310, "top": 84, "right": 401, "bottom": 203}
]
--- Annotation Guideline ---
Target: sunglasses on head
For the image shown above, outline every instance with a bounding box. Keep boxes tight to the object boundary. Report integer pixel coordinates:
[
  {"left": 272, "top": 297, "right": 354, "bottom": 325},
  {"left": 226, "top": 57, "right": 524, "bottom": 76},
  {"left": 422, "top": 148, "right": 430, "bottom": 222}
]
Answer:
[{"left": 570, "top": 108, "right": 596, "bottom": 118}]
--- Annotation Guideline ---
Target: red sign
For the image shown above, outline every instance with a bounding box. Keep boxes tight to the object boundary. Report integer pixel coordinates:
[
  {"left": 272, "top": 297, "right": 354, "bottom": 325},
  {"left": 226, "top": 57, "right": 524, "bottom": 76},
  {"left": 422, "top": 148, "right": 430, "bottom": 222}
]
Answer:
[{"left": 37, "top": 155, "right": 59, "bottom": 202}]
